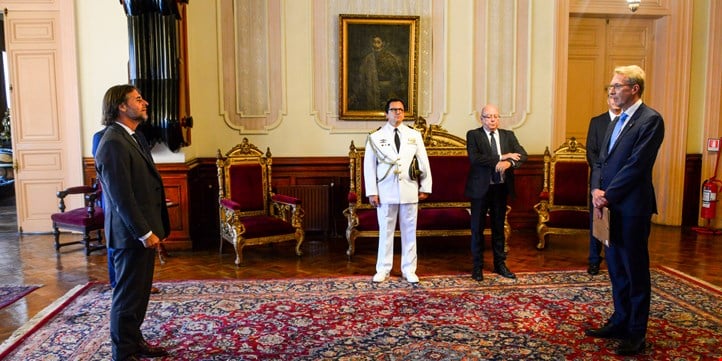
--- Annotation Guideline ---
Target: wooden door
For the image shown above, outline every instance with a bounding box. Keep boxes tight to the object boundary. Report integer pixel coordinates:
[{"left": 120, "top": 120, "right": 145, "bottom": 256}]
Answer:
[
  {"left": 567, "top": 17, "right": 654, "bottom": 146},
  {"left": 3, "top": 2, "right": 83, "bottom": 233}
]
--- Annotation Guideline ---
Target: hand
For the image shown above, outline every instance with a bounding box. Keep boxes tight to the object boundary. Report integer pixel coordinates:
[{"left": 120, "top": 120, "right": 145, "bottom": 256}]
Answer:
[
  {"left": 368, "top": 195, "right": 380, "bottom": 207},
  {"left": 502, "top": 153, "right": 521, "bottom": 162},
  {"left": 418, "top": 192, "right": 430, "bottom": 201},
  {"left": 591, "top": 189, "right": 608, "bottom": 209},
  {"left": 145, "top": 233, "right": 161, "bottom": 249},
  {"left": 593, "top": 207, "right": 603, "bottom": 219},
  {"left": 495, "top": 161, "right": 511, "bottom": 173}
]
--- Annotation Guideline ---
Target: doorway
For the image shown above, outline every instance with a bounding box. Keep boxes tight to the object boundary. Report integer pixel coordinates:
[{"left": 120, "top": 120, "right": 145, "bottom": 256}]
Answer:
[
  {"left": 566, "top": 16, "right": 654, "bottom": 144},
  {"left": 0, "top": 14, "right": 16, "bottom": 233}
]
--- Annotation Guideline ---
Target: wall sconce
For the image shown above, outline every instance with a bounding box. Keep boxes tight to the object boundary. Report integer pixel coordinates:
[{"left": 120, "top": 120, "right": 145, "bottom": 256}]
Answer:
[{"left": 626, "top": 0, "right": 641, "bottom": 12}]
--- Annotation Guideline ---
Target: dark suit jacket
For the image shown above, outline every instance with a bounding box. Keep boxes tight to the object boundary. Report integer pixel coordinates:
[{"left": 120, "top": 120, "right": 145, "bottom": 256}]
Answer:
[
  {"left": 464, "top": 127, "right": 528, "bottom": 199},
  {"left": 590, "top": 103, "right": 664, "bottom": 217},
  {"left": 586, "top": 111, "right": 613, "bottom": 168},
  {"left": 94, "top": 123, "right": 170, "bottom": 249}
]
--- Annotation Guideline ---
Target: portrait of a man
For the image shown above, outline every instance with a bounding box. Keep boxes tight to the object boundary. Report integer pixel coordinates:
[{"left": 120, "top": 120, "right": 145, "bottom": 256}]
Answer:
[
  {"left": 353, "top": 34, "right": 407, "bottom": 111},
  {"left": 339, "top": 15, "right": 418, "bottom": 120}
]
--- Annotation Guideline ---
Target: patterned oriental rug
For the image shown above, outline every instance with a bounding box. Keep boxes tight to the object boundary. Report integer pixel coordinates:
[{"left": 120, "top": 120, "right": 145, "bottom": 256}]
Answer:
[
  {"left": 1, "top": 267, "right": 720, "bottom": 360},
  {"left": 0, "top": 285, "right": 39, "bottom": 310}
]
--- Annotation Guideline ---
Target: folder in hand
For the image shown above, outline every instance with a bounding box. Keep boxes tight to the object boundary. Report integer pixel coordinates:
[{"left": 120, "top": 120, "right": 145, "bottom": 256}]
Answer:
[{"left": 593, "top": 207, "right": 610, "bottom": 247}]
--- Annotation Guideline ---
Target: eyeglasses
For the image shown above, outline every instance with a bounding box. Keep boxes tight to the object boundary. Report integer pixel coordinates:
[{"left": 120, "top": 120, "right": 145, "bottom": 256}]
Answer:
[
  {"left": 482, "top": 114, "right": 500, "bottom": 119},
  {"left": 606, "top": 83, "right": 632, "bottom": 91},
  {"left": 388, "top": 108, "right": 404, "bottom": 113}
]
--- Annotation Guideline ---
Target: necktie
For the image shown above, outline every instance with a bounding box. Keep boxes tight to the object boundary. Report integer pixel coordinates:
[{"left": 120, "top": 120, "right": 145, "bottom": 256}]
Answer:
[
  {"left": 490, "top": 131, "right": 501, "bottom": 183},
  {"left": 132, "top": 132, "right": 151, "bottom": 157},
  {"left": 608, "top": 113, "right": 628, "bottom": 151},
  {"left": 394, "top": 128, "right": 401, "bottom": 152}
]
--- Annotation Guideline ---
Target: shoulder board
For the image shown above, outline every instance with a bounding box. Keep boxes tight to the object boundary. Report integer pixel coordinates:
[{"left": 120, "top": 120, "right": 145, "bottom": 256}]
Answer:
[{"left": 369, "top": 126, "right": 382, "bottom": 134}]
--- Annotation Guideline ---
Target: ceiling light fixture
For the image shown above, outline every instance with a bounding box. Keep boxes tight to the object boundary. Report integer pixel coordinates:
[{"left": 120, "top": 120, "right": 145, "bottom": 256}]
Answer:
[{"left": 626, "top": 0, "right": 641, "bottom": 12}]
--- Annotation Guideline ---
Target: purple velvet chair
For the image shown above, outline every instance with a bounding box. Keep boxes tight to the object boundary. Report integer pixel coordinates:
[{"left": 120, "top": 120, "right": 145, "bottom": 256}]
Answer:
[
  {"left": 533, "top": 138, "right": 589, "bottom": 249},
  {"left": 50, "top": 183, "right": 105, "bottom": 255},
  {"left": 216, "top": 138, "right": 305, "bottom": 265}
]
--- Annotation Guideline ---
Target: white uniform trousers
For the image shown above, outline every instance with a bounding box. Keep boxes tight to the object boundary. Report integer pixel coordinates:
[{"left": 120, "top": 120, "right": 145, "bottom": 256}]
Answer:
[{"left": 375, "top": 202, "right": 418, "bottom": 276}]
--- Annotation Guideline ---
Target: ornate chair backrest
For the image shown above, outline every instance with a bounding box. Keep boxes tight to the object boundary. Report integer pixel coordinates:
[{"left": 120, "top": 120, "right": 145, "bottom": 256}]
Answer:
[
  {"left": 217, "top": 137, "right": 272, "bottom": 216},
  {"left": 547, "top": 137, "right": 589, "bottom": 209}
]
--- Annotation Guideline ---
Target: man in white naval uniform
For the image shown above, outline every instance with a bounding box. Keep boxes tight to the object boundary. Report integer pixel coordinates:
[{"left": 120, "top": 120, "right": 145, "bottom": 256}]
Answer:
[{"left": 364, "top": 98, "right": 432, "bottom": 283}]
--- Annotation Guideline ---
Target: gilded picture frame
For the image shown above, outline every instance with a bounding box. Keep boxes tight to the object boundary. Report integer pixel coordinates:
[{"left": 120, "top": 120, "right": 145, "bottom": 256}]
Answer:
[{"left": 339, "top": 14, "right": 419, "bottom": 120}]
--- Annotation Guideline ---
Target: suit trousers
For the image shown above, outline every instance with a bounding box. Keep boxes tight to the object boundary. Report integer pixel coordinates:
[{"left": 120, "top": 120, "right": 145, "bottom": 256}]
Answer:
[
  {"left": 110, "top": 246, "right": 157, "bottom": 360},
  {"left": 470, "top": 184, "right": 508, "bottom": 268},
  {"left": 375, "top": 203, "right": 418, "bottom": 276},
  {"left": 606, "top": 214, "right": 652, "bottom": 339},
  {"left": 588, "top": 207, "right": 603, "bottom": 265}
]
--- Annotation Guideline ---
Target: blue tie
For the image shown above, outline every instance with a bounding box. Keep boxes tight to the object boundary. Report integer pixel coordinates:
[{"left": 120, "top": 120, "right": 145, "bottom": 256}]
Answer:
[{"left": 608, "top": 113, "right": 628, "bottom": 151}]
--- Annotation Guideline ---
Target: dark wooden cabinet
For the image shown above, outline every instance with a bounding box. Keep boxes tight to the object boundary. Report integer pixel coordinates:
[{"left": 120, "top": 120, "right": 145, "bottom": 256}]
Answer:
[{"left": 188, "top": 160, "right": 220, "bottom": 250}]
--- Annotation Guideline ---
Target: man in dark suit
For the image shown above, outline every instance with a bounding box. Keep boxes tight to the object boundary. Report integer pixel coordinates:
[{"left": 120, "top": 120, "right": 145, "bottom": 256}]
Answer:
[
  {"left": 93, "top": 128, "right": 160, "bottom": 294},
  {"left": 585, "top": 95, "right": 621, "bottom": 275},
  {"left": 95, "top": 84, "right": 170, "bottom": 361},
  {"left": 465, "top": 104, "right": 527, "bottom": 281},
  {"left": 586, "top": 65, "right": 665, "bottom": 356}
]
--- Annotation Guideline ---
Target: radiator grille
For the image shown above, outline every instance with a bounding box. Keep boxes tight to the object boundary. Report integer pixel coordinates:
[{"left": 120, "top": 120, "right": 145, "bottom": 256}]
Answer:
[{"left": 276, "top": 185, "right": 330, "bottom": 234}]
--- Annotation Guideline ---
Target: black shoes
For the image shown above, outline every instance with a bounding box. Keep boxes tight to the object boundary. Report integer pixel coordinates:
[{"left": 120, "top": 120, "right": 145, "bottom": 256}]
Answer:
[
  {"left": 112, "top": 356, "right": 140, "bottom": 361},
  {"left": 471, "top": 268, "right": 483, "bottom": 281},
  {"left": 587, "top": 262, "right": 601, "bottom": 275},
  {"left": 493, "top": 264, "right": 516, "bottom": 279},
  {"left": 585, "top": 322, "right": 623, "bottom": 339},
  {"left": 617, "top": 337, "right": 646, "bottom": 355},
  {"left": 138, "top": 340, "right": 169, "bottom": 358}
]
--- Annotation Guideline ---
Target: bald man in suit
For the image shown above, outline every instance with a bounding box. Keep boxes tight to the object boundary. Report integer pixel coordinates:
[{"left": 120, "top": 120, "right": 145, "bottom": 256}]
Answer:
[
  {"left": 95, "top": 84, "right": 170, "bottom": 361},
  {"left": 465, "top": 104, "right": 527, "bottom": 281},
  {"left": 586, "top": 65, "right": 665, "bottom": 356}
]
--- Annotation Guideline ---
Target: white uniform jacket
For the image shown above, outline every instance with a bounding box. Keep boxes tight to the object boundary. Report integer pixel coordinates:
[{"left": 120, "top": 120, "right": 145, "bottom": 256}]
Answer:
[{"left": 363, "top": 123, "right": 432, "bottom": 204}]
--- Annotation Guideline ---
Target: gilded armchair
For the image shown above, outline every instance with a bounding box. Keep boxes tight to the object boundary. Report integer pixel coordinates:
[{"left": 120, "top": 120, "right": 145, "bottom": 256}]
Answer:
[
  {"left": 216, "top": 138, "right": 305, "bottom": 265},
  {"left": 533, "top": 138, "right": 590, "bottom": 249}
]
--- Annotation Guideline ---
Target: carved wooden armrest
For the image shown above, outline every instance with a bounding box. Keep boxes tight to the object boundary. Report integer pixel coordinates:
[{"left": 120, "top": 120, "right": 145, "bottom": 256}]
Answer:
[
  {"left": 56, "top": 185, "right": 97, "bottom": 213},
  {"left": 270, "top": 193, "right": 304, "bottom": 228}
]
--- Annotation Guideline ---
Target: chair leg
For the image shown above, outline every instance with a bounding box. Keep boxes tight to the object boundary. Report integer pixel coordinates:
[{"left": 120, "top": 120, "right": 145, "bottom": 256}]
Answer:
[
  {"left": 233, "top": 239, "right": 244, "bottom": 266},
  {"left": 53, "top": 224, "right": 61, "bottom": 251},
  {"left": 83, "top": 232, "right": 92, "bottom": 256},
  {"left": 294, "top": 230, "right": 305, "bottom": 257}
]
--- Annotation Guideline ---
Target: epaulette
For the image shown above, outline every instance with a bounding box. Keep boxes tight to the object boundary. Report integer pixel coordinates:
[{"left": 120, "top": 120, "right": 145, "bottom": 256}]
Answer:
[{"left": 369, "top": 126, "right": 382, "bottom": 134}]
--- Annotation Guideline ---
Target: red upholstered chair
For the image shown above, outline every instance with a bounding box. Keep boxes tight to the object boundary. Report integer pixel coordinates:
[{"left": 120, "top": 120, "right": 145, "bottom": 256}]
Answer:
[
  {"left": 533, "top": 138, "right": 589, "bottom": 249},
  {"left": 50, "top": 183, "right": 105, "bottom": 255},
  {"left": 216, "top": 138, "right": 305, "bottom": 265}
]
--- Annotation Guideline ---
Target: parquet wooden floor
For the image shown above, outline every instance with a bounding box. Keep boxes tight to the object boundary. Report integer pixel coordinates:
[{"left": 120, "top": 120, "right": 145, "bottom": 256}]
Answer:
[{"left": 1, "top": 224, "right": 721, "bottom": 345}]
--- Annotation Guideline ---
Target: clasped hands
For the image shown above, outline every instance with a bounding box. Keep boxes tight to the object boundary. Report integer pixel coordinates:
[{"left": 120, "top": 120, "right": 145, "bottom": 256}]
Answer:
[
  {"left": 495, "top": 153, "right": 522, "bottom": 173},
  {"left": 591, "top": 189, "right": 608, "bottom": 219}
]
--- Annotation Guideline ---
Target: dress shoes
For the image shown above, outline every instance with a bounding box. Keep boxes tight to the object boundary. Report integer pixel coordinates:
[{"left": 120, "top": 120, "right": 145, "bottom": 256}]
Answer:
[
  {"left": 471, "top": 268, "right": 483, "bottom": 282},
  {"left": 372, "top": 272, "right": 389, "bottom": 283},
  {"left": 112, "top": 356, "right": 140, "bottom": 361},
  {"left": 493, "top": 264, "right": 516, "bottom": 279},
  {"left": 585, "top": 322, "right": 623, "bottom": 339},
  {"left": 617, "top": 337, "right": 646, "bottom": 355},
  {"left": 138, "top": 340, "right": 169, "bottom": 358},
  {"left": 403, "top": 272, "right": 419, "bottom": 283},
  {"left": 587, "top": 262, "right": 601, "bottom": 275}
]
